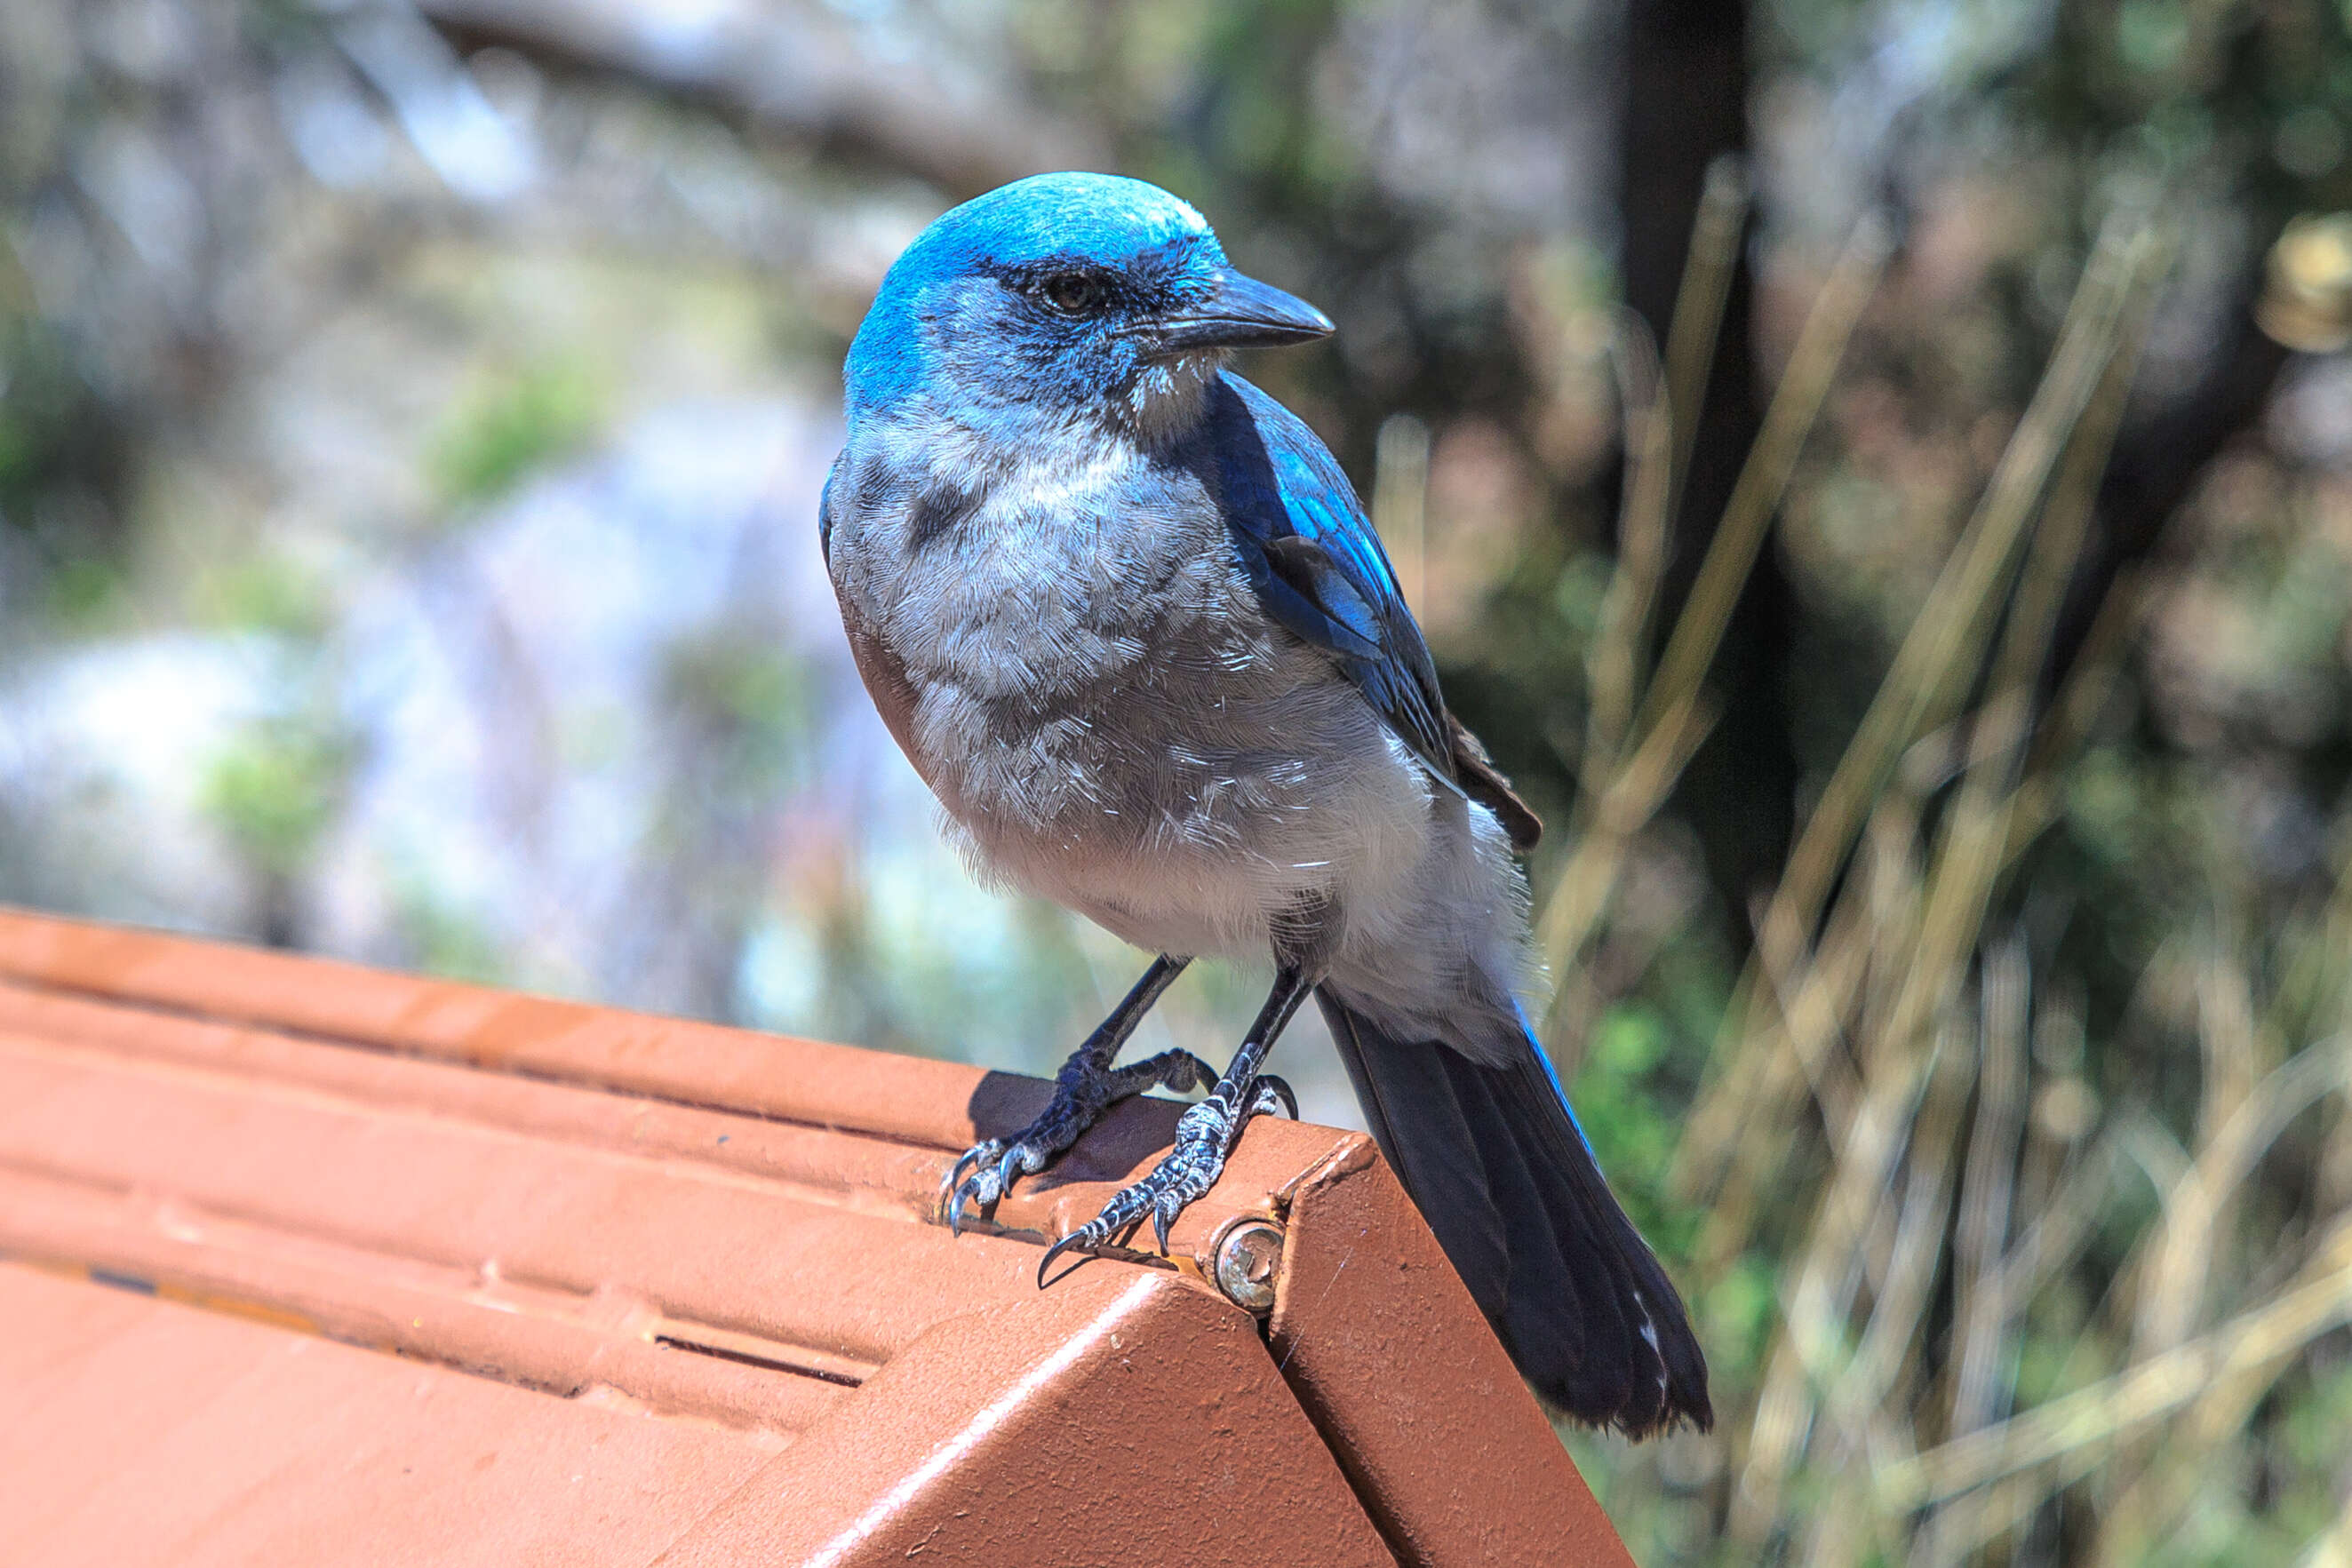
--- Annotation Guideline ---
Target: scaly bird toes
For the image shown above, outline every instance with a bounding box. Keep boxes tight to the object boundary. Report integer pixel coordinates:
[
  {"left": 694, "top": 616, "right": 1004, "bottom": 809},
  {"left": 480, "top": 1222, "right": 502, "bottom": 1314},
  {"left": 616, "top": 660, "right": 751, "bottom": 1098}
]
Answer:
[
  {"left": 944, "top": 1131, "right": 1057, "bottom": 1234},
  {"left": 945, "top": 1048, "right": 1232, "bottom": 1237},
  {"left": 1039, "top": 1075, "right": 1290, "bottom": 1282}
]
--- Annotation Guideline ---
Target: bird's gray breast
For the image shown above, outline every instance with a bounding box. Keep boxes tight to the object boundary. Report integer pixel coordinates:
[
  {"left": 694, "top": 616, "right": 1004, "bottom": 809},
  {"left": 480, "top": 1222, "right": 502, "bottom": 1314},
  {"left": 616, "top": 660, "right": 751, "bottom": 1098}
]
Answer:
[
  {"left": 825, "top": 423, "right": 1304, "bottom": 851},
  {"left": 825, "top": 415, "right": 1438, "bottom": 961}
]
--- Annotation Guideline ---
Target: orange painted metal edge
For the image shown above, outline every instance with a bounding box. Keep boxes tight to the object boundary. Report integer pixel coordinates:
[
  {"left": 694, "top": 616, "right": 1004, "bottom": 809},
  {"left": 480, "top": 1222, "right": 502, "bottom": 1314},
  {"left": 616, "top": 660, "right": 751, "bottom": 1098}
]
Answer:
[
  {"left": 657, "top": 1268, "right": 1398, "bottom": 1568},
  {"left": 0, "top": 905, "right": 987, "bottom": 1150},
  {"left": 1269, "top": 1142, "right": 1639, "bottom": 1568},
  {"left": 0, "top": 1023, "right": 1060, "bottom": 1372},
  {"left": 0, "top": 906, "right": 1371, "bottom": 1287}
]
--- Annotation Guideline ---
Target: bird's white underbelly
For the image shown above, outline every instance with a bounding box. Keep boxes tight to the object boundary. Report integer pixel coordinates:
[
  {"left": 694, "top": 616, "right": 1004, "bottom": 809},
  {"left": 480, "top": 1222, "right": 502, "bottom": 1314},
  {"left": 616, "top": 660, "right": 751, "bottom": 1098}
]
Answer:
[{"left": 918, "top": 657, "right": 1438, "bottom": 962}]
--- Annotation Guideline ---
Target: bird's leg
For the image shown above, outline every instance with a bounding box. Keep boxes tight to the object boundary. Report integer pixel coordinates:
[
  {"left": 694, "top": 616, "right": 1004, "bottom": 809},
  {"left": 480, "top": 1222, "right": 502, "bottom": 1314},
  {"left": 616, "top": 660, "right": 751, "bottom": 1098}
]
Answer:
[
  {"left": 1039, "top": 960, "right": 1314, "bottom": 1282},
  {"left": 945, "top": 955, "right": 1204, "bottom": 1232}
]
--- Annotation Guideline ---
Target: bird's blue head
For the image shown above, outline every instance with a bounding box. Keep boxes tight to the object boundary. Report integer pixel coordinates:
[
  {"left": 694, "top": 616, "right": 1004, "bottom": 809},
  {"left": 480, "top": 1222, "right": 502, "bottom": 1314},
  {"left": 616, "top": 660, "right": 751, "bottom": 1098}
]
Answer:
[{"left": 844, "top": 172, "right": 1331, "bottom": 441}]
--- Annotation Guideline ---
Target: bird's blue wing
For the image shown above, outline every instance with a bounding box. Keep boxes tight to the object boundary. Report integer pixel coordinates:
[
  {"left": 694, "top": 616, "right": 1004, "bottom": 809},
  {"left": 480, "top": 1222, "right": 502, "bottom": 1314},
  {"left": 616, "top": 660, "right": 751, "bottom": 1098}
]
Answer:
[{"left": 1207, "top": 373, "right": 1456, "bottom": 784}]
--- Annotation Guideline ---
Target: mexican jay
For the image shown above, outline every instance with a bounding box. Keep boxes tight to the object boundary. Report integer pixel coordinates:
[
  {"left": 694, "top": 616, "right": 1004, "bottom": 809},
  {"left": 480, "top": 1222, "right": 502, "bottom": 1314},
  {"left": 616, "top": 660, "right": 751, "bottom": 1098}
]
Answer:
[{"left": 821, "top": 171, "right": 1709, "bottom": 1436}]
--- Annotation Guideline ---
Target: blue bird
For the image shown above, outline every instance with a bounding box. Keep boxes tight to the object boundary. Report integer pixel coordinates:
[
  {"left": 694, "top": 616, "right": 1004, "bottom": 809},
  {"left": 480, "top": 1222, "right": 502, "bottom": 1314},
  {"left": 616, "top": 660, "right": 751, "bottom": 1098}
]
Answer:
[{"left": 822, "top": 171, "right": 1710, "bottom": 1436}]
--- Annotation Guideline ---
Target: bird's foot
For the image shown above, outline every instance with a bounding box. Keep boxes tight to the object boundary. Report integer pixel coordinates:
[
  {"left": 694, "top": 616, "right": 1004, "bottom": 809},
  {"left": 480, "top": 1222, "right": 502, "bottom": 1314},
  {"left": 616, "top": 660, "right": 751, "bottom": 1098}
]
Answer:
[
  {"left": 945, "top": 1048, "right": 1227, "bottom": 1233},
  {"left": 1037, "top": 1074, "right": 1295, "bottom": 1283}
]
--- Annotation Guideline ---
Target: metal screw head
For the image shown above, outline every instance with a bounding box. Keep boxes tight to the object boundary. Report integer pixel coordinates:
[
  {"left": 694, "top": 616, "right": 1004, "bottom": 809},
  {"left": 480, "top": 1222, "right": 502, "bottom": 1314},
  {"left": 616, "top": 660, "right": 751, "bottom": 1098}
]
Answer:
[{"left": 1212, "top": 1219, "right": 1285, "bottom": 1314}]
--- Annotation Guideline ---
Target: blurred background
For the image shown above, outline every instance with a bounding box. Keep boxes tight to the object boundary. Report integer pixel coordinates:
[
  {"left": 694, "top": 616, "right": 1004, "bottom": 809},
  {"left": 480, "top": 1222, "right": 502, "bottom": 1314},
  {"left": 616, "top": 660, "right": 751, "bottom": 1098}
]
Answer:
[{"left": 6, "top": 0, "right": 2352, "bottom": 1560}]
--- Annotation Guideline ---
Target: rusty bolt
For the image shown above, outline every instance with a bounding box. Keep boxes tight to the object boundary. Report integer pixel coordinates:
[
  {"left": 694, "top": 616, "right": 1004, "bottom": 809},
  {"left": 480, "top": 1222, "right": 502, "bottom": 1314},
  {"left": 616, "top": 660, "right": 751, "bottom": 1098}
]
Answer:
[{"left": 1211, "top": 1219, "right": 1285, "bottom": 1314}]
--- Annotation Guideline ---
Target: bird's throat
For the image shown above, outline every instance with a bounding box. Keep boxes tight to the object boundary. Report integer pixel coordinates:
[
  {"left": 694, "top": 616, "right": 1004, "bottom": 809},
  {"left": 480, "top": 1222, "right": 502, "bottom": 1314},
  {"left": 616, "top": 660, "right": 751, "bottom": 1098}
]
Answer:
[{"left": 1118, "top": 352, "right": 1222, "bottom": 446}]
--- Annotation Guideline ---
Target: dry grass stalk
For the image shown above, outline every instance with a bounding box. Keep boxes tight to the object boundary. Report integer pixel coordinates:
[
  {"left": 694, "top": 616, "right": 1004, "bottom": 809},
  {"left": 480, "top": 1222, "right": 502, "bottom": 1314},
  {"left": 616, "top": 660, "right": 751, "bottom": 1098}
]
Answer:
[
  {"left": 1632, "top": 216, "right": 1889, "bottom": 749},
  {"left": 1372, "top": 413, "right": 1431, "bottom": 616},
  {"left": 1674, "top": 215, "right": 2161, "bottom": 1219},
  {"left": 2084, "top": 1036, "right": 2352, "bottom": 1563},
  {"left": 1846, "top": 1092, "right": 1963, "bottom": 1410},
  {"left": 1879, "top": 1213, "right": 2352, "bottom": 1513},
  {"left": 1536, "top": 212, "right": 1886, "bottom": 1047},
  {"left": 1730, "top": 1032, "right": 1941, "bottom": 1540},
  {"left": 1537, "top": 685, "right": 1719, "bottom": 1026},
  {"left": 1661, "top": 155, "right": 1750, "bottom": 513},
  {"left": 1583, "top": 314, "right": 1673, "bottom": 782},
  {"left": 1694, "top": 676, "right": 2024, "bottom": 1276},
  {"left": 1774, "top": 218, "right": 2149, "bottom": 920},
  {"left": 1536, "top": 184, "right": 2352, "bottom": 1561},
  {"left": 1947, "top": 933, "right": 2031, "bottom": 1438},
  {"left": 2131, "top": 947, "right": 2281, "bottom": 1357}
]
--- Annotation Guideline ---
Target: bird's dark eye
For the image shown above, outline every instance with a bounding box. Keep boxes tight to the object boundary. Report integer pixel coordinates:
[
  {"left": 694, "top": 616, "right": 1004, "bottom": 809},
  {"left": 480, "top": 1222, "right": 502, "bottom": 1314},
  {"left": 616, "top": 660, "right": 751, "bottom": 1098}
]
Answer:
[{"left": 1038, "top": 273, "right": 1104, "bottom": 314}]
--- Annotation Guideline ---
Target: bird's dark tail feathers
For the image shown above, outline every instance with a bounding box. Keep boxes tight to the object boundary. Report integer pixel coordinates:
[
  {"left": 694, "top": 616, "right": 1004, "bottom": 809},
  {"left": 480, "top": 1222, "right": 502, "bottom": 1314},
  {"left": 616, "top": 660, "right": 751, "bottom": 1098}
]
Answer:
[{"left": 1318, "top": 990, "right": 1711, "bottom": 1437}]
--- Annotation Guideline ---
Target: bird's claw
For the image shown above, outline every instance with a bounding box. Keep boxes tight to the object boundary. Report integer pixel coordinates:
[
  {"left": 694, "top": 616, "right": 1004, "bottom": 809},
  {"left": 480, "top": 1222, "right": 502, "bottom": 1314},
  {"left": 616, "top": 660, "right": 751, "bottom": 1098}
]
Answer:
[
  {"left": 1253, "top": 1073, "right": 1298, "bottom": 1120},
  {"left": 942, "top": 1047, "right": 1223, "bottom": 1235},
  {"left": 940, "top": 1142, "right": 1006, "bottom": 1241},
  {"left": 1036, "top": 1226, "right": 1104, "bottom": 1285},
  {"left": 945, "top": 1133, "right": 1051, "bottom": 1234},
  {"left": 1036, "top": 1072, "right": 1294, "bottom": 1284}
]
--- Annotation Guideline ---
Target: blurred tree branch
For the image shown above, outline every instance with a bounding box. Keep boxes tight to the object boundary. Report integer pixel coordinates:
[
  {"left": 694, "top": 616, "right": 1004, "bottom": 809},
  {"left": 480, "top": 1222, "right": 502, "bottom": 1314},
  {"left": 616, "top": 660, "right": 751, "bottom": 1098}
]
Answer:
[{"left": 415, "top": 0, "right": 1105, "bottom": 197}]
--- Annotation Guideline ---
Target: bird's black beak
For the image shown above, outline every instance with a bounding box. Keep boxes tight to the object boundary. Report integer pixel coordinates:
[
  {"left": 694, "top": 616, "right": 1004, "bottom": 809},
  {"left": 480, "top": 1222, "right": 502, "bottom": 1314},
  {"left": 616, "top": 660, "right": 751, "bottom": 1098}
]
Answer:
[{"left": 1149, "top": 270, "right": 1335, "bottom": 353}]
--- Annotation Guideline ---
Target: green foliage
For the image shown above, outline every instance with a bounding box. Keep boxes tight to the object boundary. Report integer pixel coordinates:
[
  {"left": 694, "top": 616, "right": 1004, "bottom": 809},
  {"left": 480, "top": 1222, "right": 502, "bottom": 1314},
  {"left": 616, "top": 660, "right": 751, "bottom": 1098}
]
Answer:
[
  {"left": 391, "top": 882, "right": 510, "bottom": 989},
  {"left": 0, "top": 310, "right": 131, "bottom": 624},
  {"left": 193, "top": 554, "right": 334, "bottom": 641},
  {"left": 0, "top": 317, "right": 101, "bottom": 505},
  {"left": 200, "top": 716, "right": 352, "bottom": 880},
  {"left": 658, "top": 630, "right": 815, "bottom": 794},
  {"left": 41, "top": 555, "right": 124, "bottom": 625},
  {"left": 1570, "top": 1004, "right": 1689, "bottom": 1242},
  {"left": 1550, "top": 548, "right": 1615, "bottom": 647},
  {"left": 427, "top": 362, "right": 603, "bottom": 506}
]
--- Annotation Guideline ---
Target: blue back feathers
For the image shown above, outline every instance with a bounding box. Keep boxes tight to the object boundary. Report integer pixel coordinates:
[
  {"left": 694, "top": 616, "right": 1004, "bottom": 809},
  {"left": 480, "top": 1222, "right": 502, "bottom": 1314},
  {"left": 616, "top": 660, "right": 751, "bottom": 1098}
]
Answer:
[{"left": 1206, "top": 375, "right": 1455, "bottom": 783}]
